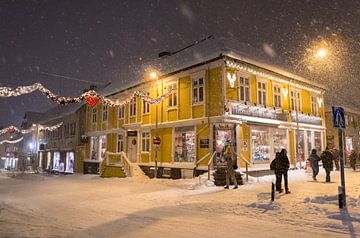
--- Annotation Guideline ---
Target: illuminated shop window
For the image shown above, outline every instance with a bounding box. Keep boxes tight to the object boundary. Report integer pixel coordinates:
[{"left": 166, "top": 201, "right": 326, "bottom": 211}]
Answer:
[{"left": 174, "top": 126, "right": 195, "bottom": 162}]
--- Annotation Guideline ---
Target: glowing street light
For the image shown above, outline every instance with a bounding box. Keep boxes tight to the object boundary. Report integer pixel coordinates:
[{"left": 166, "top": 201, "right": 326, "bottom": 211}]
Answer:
[
  {"left": 150, "top": 71, "right": 159, "bottom": 179},
  {"left": 315, "top": 48, "right": 328, "bottom": 59}
]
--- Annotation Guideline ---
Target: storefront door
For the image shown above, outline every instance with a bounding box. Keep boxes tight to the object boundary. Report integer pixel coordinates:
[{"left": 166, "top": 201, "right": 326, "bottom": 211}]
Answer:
[
  {"left": 214, "top": 125, "right": 235, "bottom": 166},
  {"left": 128, "top": 135, "right": 138, "bottom": 163}
]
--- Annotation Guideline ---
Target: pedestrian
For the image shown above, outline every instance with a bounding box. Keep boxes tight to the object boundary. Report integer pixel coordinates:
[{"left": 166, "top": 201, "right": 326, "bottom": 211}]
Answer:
[
  {"left": 320, "top": 147, "right": 334, "bottom": 183},
  {"left": 270, "top": 149, "right": 290, "bottom": 194},
  {"left": 307, "top": 149, "right": 321, "bottom": 181},
  {"left": 331, "top": 148, "right": 340, "bottom": 171},
  {"left": 349, "top": 150, "right": 358, "bottom": 171},
  {"left": 223, "top": 145, "right": 238, "bottom": 189}
]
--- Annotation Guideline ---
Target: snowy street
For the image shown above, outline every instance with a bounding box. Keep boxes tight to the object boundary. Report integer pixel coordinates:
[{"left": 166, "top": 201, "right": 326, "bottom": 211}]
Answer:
[{"left": 0, "top": 169, "right": 359, "bottom": 238}]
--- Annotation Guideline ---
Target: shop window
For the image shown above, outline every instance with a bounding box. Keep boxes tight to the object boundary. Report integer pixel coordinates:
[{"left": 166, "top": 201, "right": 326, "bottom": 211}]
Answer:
[
  {"left": 65, "top": 152, "right": 74, "bottom": 173},
  {"left": 214, "top": 129, "right": 233, "bottom": 165},
  {"left": 141, "top": 132, "right": 150, "bottom": 152},
  {"left": 100, "top": 135, "right": 107, "bottom": 160},
  {"left": 52, "top": 152, "right": 64, "bottom": 172},
  {"left": 168, "top": 83, "right": 177, "bottom": 108},
  {"left": 117, "top": 134, "right": 124, "bottom": 152},
  {"left": 257, "top": 81, "right": 267, "bottom": 106},
  {"left": 273, "top": 85, "right": 282, "bottom": 108},
  {"left": 130, "top": 98, "right": 136, "bottom": 117},
  {"left": 239, "top": 76, "right": 250, "bottom": 102},
  {"left": 251, "top": 126, "right": 271, "bottom": 164},
  {"left": 174, "top": 126, "right": 195, "bottom": 162},
  {"left": 290, "top": 90, "right": 301, "bottom": 112},
  {"left": 142, "top": 92, "right": 150, "bottom": 114},
  {"left": 192, "top": 76, "right": 204, "bottom": 104},
  {"left": 92, "top": 107, "right": 97, "bottom": 123},
  {"left": 272, "top": 129, "right": 287, "bottom": 157},
  {"left": 102, "top": 105, "right": 108, "bottom": 122},
  {"left": 118, "top": 105, "right": 125, "bottom": 119}
]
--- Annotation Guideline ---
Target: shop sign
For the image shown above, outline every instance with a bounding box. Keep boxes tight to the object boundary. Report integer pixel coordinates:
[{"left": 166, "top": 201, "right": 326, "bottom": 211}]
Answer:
[
  {"left": 292, "top": 113, "right": 322, "bottom": 125},
  {"left": 153, "top": 136, "right": 161, "bottom": 145},
  {"left": 127, "top": 130, "right": 137, "bottom": 136},
  {"left": 242, "top": 139, "right": 248, "bottom": 151},
  {"left": 199, "top": 139, "right": 209, "bottom": 148},
  {"left": 231, "top": 104, "right": 288, "bottom": 121}
]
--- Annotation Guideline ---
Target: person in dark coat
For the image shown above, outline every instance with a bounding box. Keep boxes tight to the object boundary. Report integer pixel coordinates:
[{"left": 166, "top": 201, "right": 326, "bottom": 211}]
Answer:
[
  {"left": 270, "top": 149, "right": 290, "bottom": 194},
  {"left": 224, "top": 145, "right": 238, "bottom": 189},
  {"left": 349, "top": 150, "right": 358, "bottom": 171},
  {"left": 307, "top": 149, "right": 321, "bottom": 181},
  {"left": 320, "top": 147, "right": 334, "bottom": 183},
  {"left": 331, "top": 148, "right": 340, "bottom": 171}
]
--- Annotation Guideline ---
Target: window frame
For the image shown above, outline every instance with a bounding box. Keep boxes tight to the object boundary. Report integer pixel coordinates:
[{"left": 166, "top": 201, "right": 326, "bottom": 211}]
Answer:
[
  {"left": 257, "top": 79, "right": 267, "bottom": 106},
  {"left": 142, "top": 92, "right": 150, "bottom": 115},
  {"left": 141, "top": 131, "right": 150, "bottom": 153},
  {"left": 290, "top": 89, "right": 301, "bottom": 112},
  {"left": 238, "top": 74, "right": 251, "bottom": 103},
  {"left": 273, "top": 84, "right": 282, "bottom": 108},
  {"left": 311, "top": 95, "right": 318, "bottom": 116},
  {"left": 167, "top": 82, "right": 178, "bottom": 109},
  {"left": 129, "top": 98, "right": 137, "bottom": 117},
  {"left": 191, "top": 73, "right": 205, "bottom": 105},
  {"left": 118, "top": 104, "right": 125, "bottom": 119},
  {"left": 117, "top": 133, "right": 124, "bottom": 152},
  {"left": 92, "top": 107, "right": 97, "bottom": 124}
]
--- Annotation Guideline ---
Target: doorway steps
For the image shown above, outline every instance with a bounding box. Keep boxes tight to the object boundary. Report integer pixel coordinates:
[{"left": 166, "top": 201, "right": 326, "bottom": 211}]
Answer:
[
  {"left": 213, "top": 168, "right": 243, "bottom": 186},
  {"left": 100, "top": 165, "right": 126, "bottom": 178}
]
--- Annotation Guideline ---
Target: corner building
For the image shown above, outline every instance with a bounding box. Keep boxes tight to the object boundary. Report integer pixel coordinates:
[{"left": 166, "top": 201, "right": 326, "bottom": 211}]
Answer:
[{"left": 84, "top": 39, "right": 326, "bottom": 178}]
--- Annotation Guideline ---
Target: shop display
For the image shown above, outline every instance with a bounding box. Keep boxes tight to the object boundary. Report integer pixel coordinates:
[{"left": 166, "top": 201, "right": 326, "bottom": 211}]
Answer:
[{"left": 174, "top": 127, "right": 195, "bottom": 162}]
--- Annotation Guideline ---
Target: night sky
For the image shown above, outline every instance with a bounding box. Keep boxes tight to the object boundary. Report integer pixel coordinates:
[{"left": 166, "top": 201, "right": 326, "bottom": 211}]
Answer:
[{"left": 0, "top": 0, "right": 359, "bottom": 127}]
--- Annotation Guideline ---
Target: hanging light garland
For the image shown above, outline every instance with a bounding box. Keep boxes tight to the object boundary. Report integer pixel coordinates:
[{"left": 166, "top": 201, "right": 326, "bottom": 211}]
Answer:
[
  {"left": 0, "top": 137, "right": 24, "bottom": 144},
  {"left": 0, "top": 122, "right": 64, "bottom": 136},
  {"left": 0, "top": 83, "right": 173, "bottom": 107}
]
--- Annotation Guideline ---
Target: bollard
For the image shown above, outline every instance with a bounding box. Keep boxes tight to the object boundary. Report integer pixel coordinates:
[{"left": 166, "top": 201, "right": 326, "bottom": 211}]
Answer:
[
  {"left": 338, "top": 186, "right": 343, "bottom": 209},
  {"left": 271, "top": 182, "right": 275, "bottom": 201}
]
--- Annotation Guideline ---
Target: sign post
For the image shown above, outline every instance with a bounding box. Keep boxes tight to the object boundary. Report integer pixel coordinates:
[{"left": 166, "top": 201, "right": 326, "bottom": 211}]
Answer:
[
  {"left": 332, "top": 106, "right": 346, "bottom": 207},
  {"left": 153, "top": 136, "right": 161, "bottom": 178}
]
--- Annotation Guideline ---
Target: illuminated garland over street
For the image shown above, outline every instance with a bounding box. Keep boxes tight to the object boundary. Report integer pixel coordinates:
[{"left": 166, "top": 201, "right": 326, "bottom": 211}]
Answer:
[
  {"left": 0, "top": 83, "right": 173, "bottom": 107},
  {"left": 0, "top": 137, "right": 24, "bottom": 144},
  {"left": 0, "top": 122, "right": 63, "bottom": 136}
]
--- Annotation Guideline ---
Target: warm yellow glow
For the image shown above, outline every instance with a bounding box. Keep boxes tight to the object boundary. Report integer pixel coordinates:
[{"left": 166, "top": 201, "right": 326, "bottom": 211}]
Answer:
[
  {"left": 150, "top": 72, "right": 158, "bottom": 80},
  {"left": 282, "top": 87, "right": 288, "bottom": 98},
  {"left": 315, "top": 48, "right": 327, "bottom": 59}
]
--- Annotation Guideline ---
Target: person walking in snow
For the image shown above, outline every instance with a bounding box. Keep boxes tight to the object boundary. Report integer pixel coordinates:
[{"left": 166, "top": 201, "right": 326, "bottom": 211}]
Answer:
[
  {"left": 349, "top": 150, "right": 358, "bottom": 171},
  {"left": 307, "top": 149, "right": 321, "bottom": 181},
  {"left": 320, "top": 147, "right": 334, "bottom": 183},
  {"left": 270, "top": 149, "right": 290, "bottom": 194},
  {"left": 224, "top": 145, "right": 238, "bottom": 189},
  {"left": 331, "top": 148, "right": 340, "bottom": 171}
]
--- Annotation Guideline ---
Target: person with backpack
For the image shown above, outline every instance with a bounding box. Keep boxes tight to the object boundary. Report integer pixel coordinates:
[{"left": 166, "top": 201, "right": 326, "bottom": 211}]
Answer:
[
  {"left": 270, "top": 149, "right": 290, "bottom": 194},
  {"left": 307, "top": 149, "right": 321, "bottom": 181},
  {"left": 320, "top": 147, "right": 334, "bottom": 183},
  {"left": 223, "top": 145, "right": 238, "bottom": 189}
]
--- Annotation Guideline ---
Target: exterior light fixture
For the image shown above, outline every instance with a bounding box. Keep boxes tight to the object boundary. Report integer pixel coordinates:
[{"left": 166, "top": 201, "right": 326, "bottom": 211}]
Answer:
[
  {"left": 227, "top": 72, "right": 236, "bottom": 88},
  {"left": 317, "top": 97, "right": 323, "bottom": 107},
  {"left": 282, "top": 87, "right": 288, "bottom": 98}
]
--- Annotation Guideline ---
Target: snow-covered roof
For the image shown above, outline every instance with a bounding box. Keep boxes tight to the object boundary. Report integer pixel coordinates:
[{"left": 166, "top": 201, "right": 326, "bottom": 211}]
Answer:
[{"left": 103, "top": 36, "right": 325, "bottom": 96}]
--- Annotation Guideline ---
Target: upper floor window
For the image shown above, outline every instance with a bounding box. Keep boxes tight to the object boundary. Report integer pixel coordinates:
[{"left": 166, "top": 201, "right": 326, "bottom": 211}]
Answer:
[
  {"left": 92, "top": 108, "right": 97, "bottom": 123},
  {"left": 117, "top": 134, "right": 124, "bottom": 152},
  {"left": 311, "top": 95, "right": 318, "bottom": 116},
  {"left": 70, "top": 123, "right": 76, "bottom": 136},
  {"left": 257, "top": 81, "right": 267, "bottom": 106},
  {"left": 142, "top": 92, "right": 150, "bottom": 115},
  {"left": 168, "top": 83, "right": 177, "bottom": 108},
  {"left": 290, "top": 90, "right": 301, "bottom": 111},
  {"left": 192, "top": 76, "right": 204, "bottom": 104},
  {"left": 141, "top": 131, "right": 150, "bottom": 152},
  {"left": 118, "top": 105, "right": 125, "bottom": 119},
  {"left": 273, "top": 85, "right": 282, "bottom": 108},
  {"left": 239, "top": 76, "right": 250, "bottom": 102},
  {"left": 130, "top": 98, "right": 136, "bottom": 117},
  {"left": 102, "top": 105, "right": 108, "bottom": 121}
]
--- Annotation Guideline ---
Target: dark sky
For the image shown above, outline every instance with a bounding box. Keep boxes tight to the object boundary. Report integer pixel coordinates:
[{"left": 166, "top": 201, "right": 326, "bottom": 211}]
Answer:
[{"left": 0, "top": 0, "right": 359, "bottom": 127}]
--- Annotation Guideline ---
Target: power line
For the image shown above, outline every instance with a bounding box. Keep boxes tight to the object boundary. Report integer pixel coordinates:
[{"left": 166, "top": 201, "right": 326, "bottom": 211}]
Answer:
[{"left": 41, "top": 72, "right": 102, "bottom": 85}]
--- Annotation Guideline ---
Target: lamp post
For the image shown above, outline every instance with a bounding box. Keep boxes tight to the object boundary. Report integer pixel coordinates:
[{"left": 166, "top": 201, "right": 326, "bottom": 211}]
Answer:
[{"left": 150, "top": 71, "right": 159, "bottom": 178}]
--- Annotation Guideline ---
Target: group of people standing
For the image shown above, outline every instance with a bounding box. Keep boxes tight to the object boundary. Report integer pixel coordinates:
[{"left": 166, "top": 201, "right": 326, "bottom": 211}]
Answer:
[{"left": 308, "top": 147, "right": 334, "bottom": 182}]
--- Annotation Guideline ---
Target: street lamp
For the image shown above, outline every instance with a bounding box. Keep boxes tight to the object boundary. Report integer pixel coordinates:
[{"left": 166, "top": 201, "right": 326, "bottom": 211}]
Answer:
[{"left": 150, "top": 71, "right": 159, "bottom": 178}]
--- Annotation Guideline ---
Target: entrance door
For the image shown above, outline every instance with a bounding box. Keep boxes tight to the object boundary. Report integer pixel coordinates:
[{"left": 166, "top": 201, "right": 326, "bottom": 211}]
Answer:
[
  {"left": 214, "top": 129, "right": 234, "bottom": 166},
  {"left": 128, "top": 136, "right": 138, "bottom": 163}
]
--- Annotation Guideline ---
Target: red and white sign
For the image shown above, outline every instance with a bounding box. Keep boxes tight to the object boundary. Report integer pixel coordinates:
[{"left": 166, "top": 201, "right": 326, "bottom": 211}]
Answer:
[{"left": 153, "top": 136, "right": 161, "bottom": 145}]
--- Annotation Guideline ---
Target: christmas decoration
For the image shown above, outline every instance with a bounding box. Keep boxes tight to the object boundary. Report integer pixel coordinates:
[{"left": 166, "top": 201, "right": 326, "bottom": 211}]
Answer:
[
  {"left": 0, "top": 83, "right": 173, "bottom": 106},
  {"left": 0, "top": 137, "right": 24, "bottom": 144},
  {"left": 7, "top": 127, "right": 16, "bottom": 134},
  {"left": 0, "top": 122, "right": 63, "bottom": 136}
]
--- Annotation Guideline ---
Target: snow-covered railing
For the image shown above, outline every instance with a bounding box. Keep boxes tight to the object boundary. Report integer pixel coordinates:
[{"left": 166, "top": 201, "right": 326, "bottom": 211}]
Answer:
[
  {"left": 101, "top": 151, "right": 133, "bottom": 177},
  {"left": 207, "top": 151, "right": 217, "bottom": 180},
  {"left": 234, "top": 152, "right": 250, "bottom": 182}
]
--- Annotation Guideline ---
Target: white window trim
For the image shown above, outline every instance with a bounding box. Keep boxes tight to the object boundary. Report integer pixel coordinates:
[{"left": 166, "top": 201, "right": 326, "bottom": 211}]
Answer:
[
  {"left": 273, "top": 83, "right": 282, "bottom": 109},
  {"left": 92, "top": 107, "right": 97, "bottom": 124},
  {"left": 167, "top": 82, "right": 178, "bottom": 110},
  {"left": 118, "top": 105, "right": 125, "bottom": 119},
  {"left": 141, "top": 130, "right": 150, "bottom": 153},
  {"left": 257, "top": 78, "right": 267, "bottom": 106},
  {"left": 102, "top": 105, "right": 108, "bottom": 122},
  {"left": 238, "top": 72, "right": 251, "bottom": 103},
  {"left": 117, "top": 133, "right": 125, "bottom": 152},
  {"left": 290, "top": 89, "right": 302, "bottom": 112},
  {"left": 191, "top": 72, "right": 205, "bottom": 105},
  {"left": 129, "top": 98, "right": 137, "bottom": 118},
  {"left": 310, "top": 94, "right": 318, "bottom": 116}
]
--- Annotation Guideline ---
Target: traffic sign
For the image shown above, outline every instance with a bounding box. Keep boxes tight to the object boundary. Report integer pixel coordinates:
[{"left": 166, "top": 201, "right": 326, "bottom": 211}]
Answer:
[
  {"left": 153, "top": 136, "right": 161, "bottom": 145},
  {"left": 332, "top": 106, "right": 346, "bottom": 128}
]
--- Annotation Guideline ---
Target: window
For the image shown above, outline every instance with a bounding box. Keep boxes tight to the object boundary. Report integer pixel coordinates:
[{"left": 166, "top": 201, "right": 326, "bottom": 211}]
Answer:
[
  {"left": 92, "top": 107, "right": 97, "bottom": 123},
  {"left": 290, "top": 90, "right": 301, "bottom": 111},
  {"left": 273, "top": 85, "right": 282, "bottom": 108},
  {"left": 117, "top": 134, "right": 124, "bottom": 152},
  {"left": 70, "top": 123, "right": 76, "bottom": 136},
  {"left": 174, "top": 126, "right": 195, "bottom": 162},
  {"left": 141, "top": 131, "right": 150, "bottom": 152},
  {"left": 118, "top": 105, "right": 125, "bottom": 119},
  {"left": 257, "top": 81, "right": 267, "bottom": 106},
  {"left": 192, "top": 76, "right": 204, "bottom": 104},
  {"left": 168, "top": 83, "right": 177, "bottom": 107},
  {"left": 142, "top": 92, "right": 150, "bottom": 114},
  {"left": 130, "top": 98, "right": 136, "bottom": 117},
  {"left": 239, "top": 76, "right": 250, "bottom": 102},
  {"left": 311, "top": 96, "right": 318, "bottom": 116},
  {"left": 102, "top": 105, "right": 108, "bottom": 121}
]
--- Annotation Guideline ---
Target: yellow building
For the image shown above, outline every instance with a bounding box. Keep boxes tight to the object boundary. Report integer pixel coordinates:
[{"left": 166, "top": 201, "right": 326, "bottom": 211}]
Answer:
[{"left": 84, "top": 38, "right": 326, "bottom": 178}]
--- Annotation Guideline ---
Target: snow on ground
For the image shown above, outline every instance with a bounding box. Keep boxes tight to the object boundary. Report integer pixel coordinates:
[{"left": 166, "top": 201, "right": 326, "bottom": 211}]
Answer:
[{"left": 0, "top": 168, "right": 359, "bottom": 238}]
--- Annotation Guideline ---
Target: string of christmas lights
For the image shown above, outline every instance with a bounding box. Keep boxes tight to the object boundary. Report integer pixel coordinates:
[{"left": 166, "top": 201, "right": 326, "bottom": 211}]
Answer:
[
  {"left": 0, "top": 122, "right": 64, "bottom": 136},
  {"left": 0, "top": 137, "right": 24, "bottom": 144},
  {"left": 0, "top": 83, "right": 173, "bottom": 107}
]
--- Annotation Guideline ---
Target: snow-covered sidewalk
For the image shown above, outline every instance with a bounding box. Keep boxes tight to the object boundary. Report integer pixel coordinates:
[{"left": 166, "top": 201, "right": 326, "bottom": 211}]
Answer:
[{"left": 0, "top": 169, "right": 359, "bottom": 238}]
